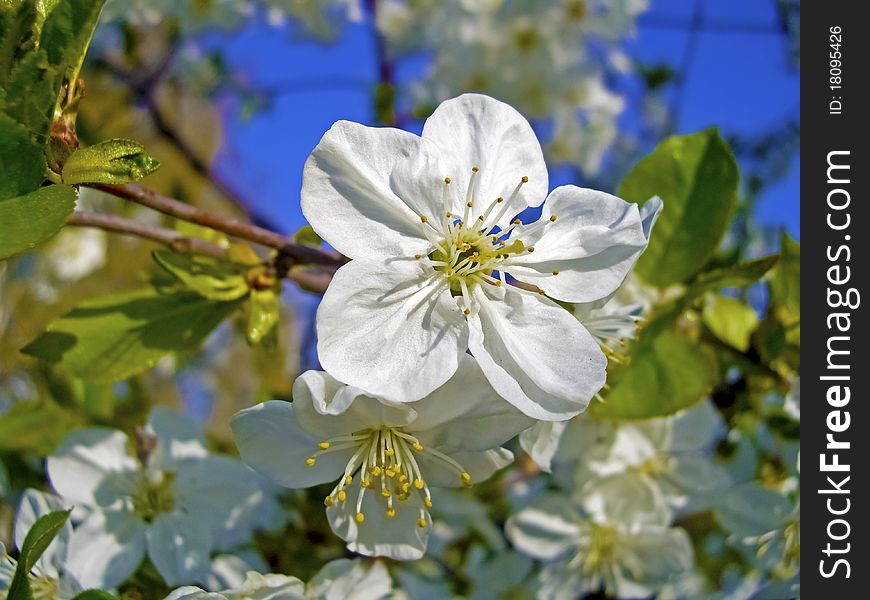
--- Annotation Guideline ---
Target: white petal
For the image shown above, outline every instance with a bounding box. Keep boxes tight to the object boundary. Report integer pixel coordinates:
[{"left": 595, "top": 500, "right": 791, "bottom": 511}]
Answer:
[
  {"left": 301, "top": 120, "right": 449, "bottom": 259},
  {"left": 307, "top": 558, "right": 393, "bottom": 600},
  {"left": 14, "top": 489, "right": 72, "bottom": 578},
  {"left": 422, "top": 94, "right": 548, "bottom": 227},
  {"left": 415, "top": 448, "right": 513, "bottom": 488},
  {"left": 147, "top": 513, "right": 212, "bottom": 586},
  {"left": 316, "top": 258, "right": 468, "bottom": 403},
  {"left": 147, "top": 406, "right": 208, "bottom": 465},
  {"left": 506, "top": 187, "right": 661, "bottom": 303},
  {"left": 578, "top": 473, "right": 672, "bottom": 532},
  {"left": 505, "top": 499, "right": 582, "bottom": 561},
  {"left": 326, "top": 486, "right": 430, "bottom": 560},
  {"left": 407, "top": 354, "right": 534, "bottom": 452},
  {"left": 232, "top": 402, "right": 356, "bottom": 489},
  {"left": 715, "top": 483, "right": 794, "bottom": 538},
  {"left": 467, "top": 287, "right": 606, "bottom": 420},
  {"left": 292, "top": 370, "right": 417, "bottom": 440},
  {"left": 519, "top": 420, "right": 568, "bottom": 473},
  {"left": 47, "top": 428, "right": 138, "bottom": 508},
  {"left": 619, "top": 528, "right": 694, "bottom": 592},
  {"left": 165, "top": 587, "right": 224, "bottom": 600},
  {"left": 669, "top": 399, "right": 723, "bottom": 452},
  {"left": 64, "top": 510, "right": 146, "bottom": 589}
]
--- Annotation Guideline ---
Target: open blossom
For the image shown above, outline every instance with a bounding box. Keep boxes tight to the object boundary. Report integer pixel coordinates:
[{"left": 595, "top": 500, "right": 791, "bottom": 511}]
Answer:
[
  {"left": 507, "top": 477, "right": 693, "bottom": 599},
  {"left": 46, "top": 408, "right": 276, "bottom": 588},
  {"left": 0, "top": 490, "right": 83, "bottom": 600},
  {"left": 232, "top": 355, "right": 531, "bottom": 560},
  {"left": 302, "top": 93, "right": 661, "bottom": 420}
]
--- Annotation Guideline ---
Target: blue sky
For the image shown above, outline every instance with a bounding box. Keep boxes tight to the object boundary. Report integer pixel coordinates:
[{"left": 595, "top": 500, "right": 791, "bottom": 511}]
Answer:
[{"left": 210, "top": 0, "right": 799, "bottom": 240}]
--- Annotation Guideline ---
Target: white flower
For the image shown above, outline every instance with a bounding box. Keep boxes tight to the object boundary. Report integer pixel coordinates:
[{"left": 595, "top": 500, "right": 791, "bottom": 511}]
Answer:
[
  {"left": 43, "top": 227, "right": 107, "bottom": 282},
  {"left": 232, "top": 355, "right": 531, "bottom": 560},
  {"left": 46, "top": 407, "right": 273, "bottom": 589},
  {"left": 165, "top": 558, "right": 392, "bottom": 600},
  {"left": 554, "top": 400, "right": 729, "bottom": 517},
  {"left": 0, "top": 490, "right": 83, "bottom": 600},
  {"left": 302, "top": 93, "right": 661, "bottom": 420},
  {"left": 506, "top": 477, "right": 693, "bottom": 599},
  {"left": 166, "top": 572, "right": 305, "bottom": 600}
]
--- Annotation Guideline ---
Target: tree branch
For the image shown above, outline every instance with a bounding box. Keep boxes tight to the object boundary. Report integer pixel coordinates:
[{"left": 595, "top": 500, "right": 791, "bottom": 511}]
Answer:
[
  {"left": 89, "top": 183, "right": 344, "bottom": 267},
  {"left": 67, "top": 211, "right": 228, "bottom": 257}
]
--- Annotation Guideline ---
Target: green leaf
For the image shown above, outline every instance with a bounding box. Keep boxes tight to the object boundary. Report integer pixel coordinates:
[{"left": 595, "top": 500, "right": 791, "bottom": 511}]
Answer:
[
  {"left": 0, "top": 0, "right": 38, "bottom": 85},
  {"left": 62, "top": 138, "right": 160, "bottom": 184},
  {"left": 0, "top": 112, "right": 46, "bottom": 199},
  {"left": 246, "top": 288, "right": 280, "bottom": 345},
  {"left": 22, "top": 287, "right": 243, "bottom": 381},
  {"left": 152, "top": 250, "right": 250, "bottom": 301},
  {"left": 768, "top": 232, "right": 799, "bottom": 325},
  {"left": 7, "top": 509, "right": 71, "bottom": 599},
  {"left": 685, "top": 255, "right": 779, "bottom": 298},
  {"left": 294, "top": 224, "right": 323, "bottom": 248},
  {"left": 0, "top": 184, "right": 76, "bottom": 259},
  {"left": 591, "top": 318, "right": 718, "bottom": 420},
  {"left": 620, "top": 129, "right": 739, "bottom": 287},
  {"left": 1, "top": 49, "right": 61, "bottom": 142},
  {"left": 71, "top": 591, "right": 120, "bottom": 600},
  {"left": 702, "top": 294, "right": 759, "bottom": 352},
  {"left": 0, "top": 398, "right": 80, "bottom": 455},
  {"left": 39, "top": 0, "right": 106, "bottom": 84}
]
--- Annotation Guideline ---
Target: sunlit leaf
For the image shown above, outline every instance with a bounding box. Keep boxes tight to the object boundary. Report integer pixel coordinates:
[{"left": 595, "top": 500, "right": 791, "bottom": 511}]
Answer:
[
  {"left": 767, "top": 232, "right": 799, "bottom": 325},
  {"left": 246, "top": 287, "right": 280, "bottom": 345},
  {"left": 22, "top": 287, "right": 243, "bottom": 381},
  {"left": 620, "top": 129, "right": 739, "bottom": 287},
  {"left": 686, "top": 255, "right": 779, "bottom": 298},
  {"left": 294, "top": 224, "right": 323, "bottom": 248},
  {"left": 39, "top": 0, "right": 106, "bottom": 83},
  {"left": 0, "top": 112, "right": 46, "bottom": 199},
  {"left": 152, "top": 250, "right": 250, "bottom": 301},
  {"left": 0, "top": 398, "right": 81, "bottom": 455},
  {"left": 702, "top": 294, "right": 759, "bottom": 352}
]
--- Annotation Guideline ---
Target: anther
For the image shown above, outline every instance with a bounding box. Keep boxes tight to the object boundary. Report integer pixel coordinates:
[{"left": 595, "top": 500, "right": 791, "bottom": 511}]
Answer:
[
  {"left": 370, "top": 466, "right": 382, "bottom": 476},
  {"left": 344, "top": 475, "right": 353, "bottom": 485},
  {"left": 463, "top": 308, "right": 471, "bottom": 315},
  {"left": 549, "top": 215, "right": 557, "bottom": 222},
  {"left": 527, "top": 246, "right": 535, "bottom": 253},
  {"left": 444, "top": 177, "right": 452, "bottom": 184},
  {"left": 381, "top": 489, "right": 391, "bottom": 498},
  {"left": 355, "top": 512, "right": 365, "bottom": 523},
  {"left": 472, "top": 166, "right": 479, "bottom": 173},
  {"left": 385, "top": 467, "right": 397, "bottom": 477},
  {"left": 306, "top": 457, "right": 316, "bottom": 467},
  {"left": 337, "top": 490, "right": 347, "bottom": 502},
  {"left": 424, "top": 497, "right": 433, "bottom": 508},
  {"left": 324, "top": 496, "right": 334, "bottom": 507},
  {"left": 414, "top": 478, "right": 425, "bottom": 489},
  {"left": 412, "top": 442, "right": 424, "bottom": 451},
  {"left": 460, "top": 471, "right": 472, "bottom": 484},
  {"left": 446, "top": 211, "right": 452, "bottom": 217},
  {"left": 552, "top": 270, "right": 560, "bottom": 275},
  {"left": 386, "top": 508, "right": 396, "bottom": 518},
  {"left": 318, "top": 442, "right": 330, "bottom": 450},
  {"left": 521, "top": 175, "right": 529, "bottom": 183},
  {"left": 417, "top": 517, "right": 427, "bottom": 528},
  {"left": 414, "top": 254, "right": 422, "bottom": 260},
  {"left": 420, "top": 215, "right": 429, "bottom": 223},
  {"left": 467, "top": 201, "right": 473, "bottom": 208},
  {"left": 497, "top": 197, "right": 504, "bottom": 203}
]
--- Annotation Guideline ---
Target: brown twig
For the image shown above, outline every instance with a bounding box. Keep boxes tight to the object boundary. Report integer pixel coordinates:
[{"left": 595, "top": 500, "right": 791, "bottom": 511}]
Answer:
[
  {"left": 67, "top": 210, "right": 336, "bottom": 293},
  {"left": 89, "top": 183, "right": 344, "bottom": 267},
  {"left": 67, "top": 210, "right": 228, "bottom": 257}
]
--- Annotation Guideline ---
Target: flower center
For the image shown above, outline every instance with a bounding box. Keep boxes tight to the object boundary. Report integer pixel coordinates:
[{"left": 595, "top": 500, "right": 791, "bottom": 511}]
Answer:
[
  {"left": 414, "top": 168, "right": 560, "bottom": 314},
  {"left": 131, "top": 471, "right": 175, "bottom": 522},
  {"left": 306, "top": 428, "right": 471, "bottom": 528},
  {"left": 567, "top": 523, "right": 620, "bottom": 583}
]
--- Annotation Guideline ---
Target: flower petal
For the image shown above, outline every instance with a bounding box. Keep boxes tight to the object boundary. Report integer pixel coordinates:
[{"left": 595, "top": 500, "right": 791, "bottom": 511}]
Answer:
[
  {"left": 505, "top": 498, "right": 582, "bottom": 561},
  {"left": 506, "top": 188, "right": 662, "bottom": 303},
  {"left": 326, "top": 486, "right": 430, "bottom": 560},
  {"left": 317, "top": 258, "right": 468, "bottom": 403},
  {"left": 64, "top": 510, "right": 146, "bottom": 589},
  {"left": 578, "top": 472, "right": 672, "bottom": 532},
  {"left": 415, "top": 448, "right": 513, "bottom": 488},
  {"left": 519, "top": 420, "right": 568, "bottom": 473},
  {"left": 47, "top": 428, "right": 138, "bottom": 508},
  {"left": 293, "top": 370, "right": 417, "bottom": 440},
  {"left": 146, "top": 406, "right": 208, "bottom": 464},
  {"left": 146, "top": 513, "right": 212, "bottom": 587},
  {"left": 307, "top": 558, "right": 393, "bottom": 600},
  {"left": 422, "top": 94, "right": 548, "bottom": 227},
  {"left": 301, "top": 120, "right": 449, "bottom": 259},
  {"left": 165, "top": 587, "right": 223, "bottom": 600},
  {"left": 232, "top": 401, "right": 356, "bottom": 489},
  {"left": 619, "top": 528, "right": 694, "bottom": 593},
  {"left": 467, "top": 287, "right": 606, "bottom": 420},
  {"left": 407, "top": 354, "right": 534, "bottom": 452}
]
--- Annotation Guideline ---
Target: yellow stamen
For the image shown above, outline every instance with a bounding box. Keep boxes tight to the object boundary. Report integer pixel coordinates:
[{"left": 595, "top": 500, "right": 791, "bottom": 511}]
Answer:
[
  {"left": 417, "top": 517, "right": 427, "bottom": 528},
  {"left": 306, "top": 457, "right": 316, "bottom": 467},
  {"left": 337, "top": 490, "right": 347, "bottom": 502},
  {"left": 355, "top": 512, "right": 365, "bottom": 523},
  {"left": 318, "top": 442, "right": 330, "bottom": 450}
]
